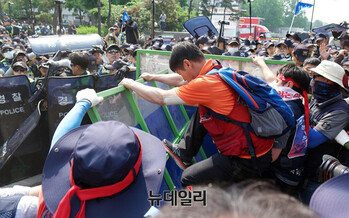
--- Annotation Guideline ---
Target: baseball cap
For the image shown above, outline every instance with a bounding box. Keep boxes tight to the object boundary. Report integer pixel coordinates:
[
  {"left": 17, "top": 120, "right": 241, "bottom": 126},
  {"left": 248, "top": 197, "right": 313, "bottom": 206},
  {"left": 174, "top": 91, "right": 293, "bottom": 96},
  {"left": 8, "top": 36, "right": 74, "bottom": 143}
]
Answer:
[
  {"left": 275, "top": 41, "right": 287, "bottom": 48},
  {"left": 232, "top": 50, "right": 248, "bottom": 57},
  {"left": 1, "top": 44, "right": 13, "bottom": 52},
  {"left": 315, "top": 33, "right": 328, "bottom": 43},
  {"left": 195, "top": 35, "right": 215, "bottom": 46},
  {"left": 195, "top": 35, "right": 209, "bottom": 45},
  {"left": 152, "top": 40, "right": 163, "bottom": 50},
  {"left": 210, "top": 46, "right": 223, "bottom": 55},
  {"left": 291, "top": 33, "right": 301, "bottom": 42},
  {"left": 120, "top": 42, "right": 131, "bottom": 49},
  {"left": 201, "top": 46, "right": 213, "bottom": 54},
  {"left": 293, "top": 44, "right": 309, "bottom": 63},
  {"left": 256, "top": 47, "right": 268, "bottom": 57},
  {"left": 243, "top": 39, "right": 251, "bottom": 46},
  {"left": 228, "top": 37, "right": 240, "bottom": 46},
  {"left": 265, "top": 42, "right": 275, "bottom": 48},
  {"left": 310, "top": 173, "right": 349, "bottom": 218},
  {"left": 326, "top": 45, "right": 339, "bottom": 54},
  {"left": 301, "top": 38, "right": 314, "bottom": 47},
  {"left": 270, "top": 53, "right": 286, "bottom": 60},
  {"left": 161, "top": 44, "right": 172, "bottom": 51},
  {"left": 12, "top": 61, "right": 27, "bottom": 69},
  {"left": 13, "top": 50, "right": 26, "bottom": 60},
  {"left": 106, "top": 44, "right": 120, "bottom": 52}
]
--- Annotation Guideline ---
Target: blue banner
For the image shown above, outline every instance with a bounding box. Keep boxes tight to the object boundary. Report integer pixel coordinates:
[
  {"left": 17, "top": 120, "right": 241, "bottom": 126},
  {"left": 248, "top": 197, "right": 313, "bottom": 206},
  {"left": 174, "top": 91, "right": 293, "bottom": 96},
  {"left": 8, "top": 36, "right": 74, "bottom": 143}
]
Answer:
[
  {"left": 122, "top": 11, "right": 131, "bottom": 24},
  {"left": 294, "top": 2, "right": 313, "bottom": 15},
  {"left": 288, "top": 115, "right": 308, "bottom": 159}
]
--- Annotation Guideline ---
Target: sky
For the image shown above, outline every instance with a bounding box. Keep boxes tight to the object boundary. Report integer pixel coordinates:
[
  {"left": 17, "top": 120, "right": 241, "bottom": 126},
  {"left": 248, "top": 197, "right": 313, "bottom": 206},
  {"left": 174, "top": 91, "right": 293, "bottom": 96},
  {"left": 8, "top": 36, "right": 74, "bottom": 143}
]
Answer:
[{"left": 302, "top": 0, "right": 349, "bottom": 24}]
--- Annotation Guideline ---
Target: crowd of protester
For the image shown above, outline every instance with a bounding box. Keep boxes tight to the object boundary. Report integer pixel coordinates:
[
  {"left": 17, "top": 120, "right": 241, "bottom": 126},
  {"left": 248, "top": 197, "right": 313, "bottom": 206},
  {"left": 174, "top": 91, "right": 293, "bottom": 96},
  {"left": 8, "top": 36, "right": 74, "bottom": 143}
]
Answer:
[{"left": 0, "top": 14, "right": 349, "bottom": 218}]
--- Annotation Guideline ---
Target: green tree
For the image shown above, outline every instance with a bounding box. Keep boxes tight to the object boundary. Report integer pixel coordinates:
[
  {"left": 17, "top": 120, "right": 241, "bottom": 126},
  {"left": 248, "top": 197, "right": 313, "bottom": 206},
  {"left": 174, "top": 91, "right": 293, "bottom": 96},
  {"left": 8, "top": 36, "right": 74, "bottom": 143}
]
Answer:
[
  {"left": 241, "top": 0, "right": 310, "bottom": 30},
  {"left": 200, "top": 0, "right": 212, "bottom": 17},
  {"left": 98, "top": 0, "right": 101, "bottom": 35},
  {"left": 3, "top": 0, "right": 32, "bottom": 20},
  {"left": 283, "top": 0, "right": 309, "bottom": 30},
  {"left": 89, "top": 0, "right": 124, "bottom": 27},
  {"left": 114, "top": 0, "right": 189, "bottom": 32},
  {"left": 312, "top": 20, "right": 324, "bottom": 29},
  {"left": 178, "top": 0, "right": 188, "bottom": 8},
  {"left": 32, "top": 0, "right": 56, "bottom": 25},
  {"left": 36, "top": 12, "right": 53, "bottom": 24},
  {"left": 32, "top": 0, "right": 55, "bottom": 13},
  {"left": 65, "top": 0, "right": 90, "bottom": 25},
  {"left": 107, "top": 0, "right": 112, "bottom": 27}
]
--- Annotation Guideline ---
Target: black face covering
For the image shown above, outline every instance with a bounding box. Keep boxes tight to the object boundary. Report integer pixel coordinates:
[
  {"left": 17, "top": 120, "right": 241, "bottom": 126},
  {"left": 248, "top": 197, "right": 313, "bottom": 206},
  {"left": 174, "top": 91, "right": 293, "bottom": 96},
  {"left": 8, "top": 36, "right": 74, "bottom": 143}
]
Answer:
[{"left": 311, "top": 80, "right": 341, "bottom": 102}]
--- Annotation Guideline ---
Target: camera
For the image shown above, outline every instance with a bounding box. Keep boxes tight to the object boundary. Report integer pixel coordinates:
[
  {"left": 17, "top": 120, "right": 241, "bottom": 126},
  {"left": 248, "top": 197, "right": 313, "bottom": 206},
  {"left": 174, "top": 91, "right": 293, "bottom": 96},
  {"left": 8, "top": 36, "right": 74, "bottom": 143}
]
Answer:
[
  {"left": 318, "top": 154, "right": 349, "bottom": 182},
  {"left": 218, "top": 20, "right": 230, "bottom": 25}
]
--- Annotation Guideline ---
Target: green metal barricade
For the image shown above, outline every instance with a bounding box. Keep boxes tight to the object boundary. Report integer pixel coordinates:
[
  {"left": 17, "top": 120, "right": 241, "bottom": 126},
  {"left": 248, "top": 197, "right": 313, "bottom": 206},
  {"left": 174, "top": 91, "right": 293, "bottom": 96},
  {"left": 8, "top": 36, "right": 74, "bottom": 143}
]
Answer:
[{"left": 88, "top": 50, "right": 293, "bottom": 190}]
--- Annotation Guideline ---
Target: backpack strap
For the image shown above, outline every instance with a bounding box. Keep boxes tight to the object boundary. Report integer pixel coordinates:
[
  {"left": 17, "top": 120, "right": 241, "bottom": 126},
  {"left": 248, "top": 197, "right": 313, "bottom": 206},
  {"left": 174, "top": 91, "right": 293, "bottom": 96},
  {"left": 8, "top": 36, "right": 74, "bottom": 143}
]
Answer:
[{"left": 204, "top": 107, "right": 261, "bottom": 176}]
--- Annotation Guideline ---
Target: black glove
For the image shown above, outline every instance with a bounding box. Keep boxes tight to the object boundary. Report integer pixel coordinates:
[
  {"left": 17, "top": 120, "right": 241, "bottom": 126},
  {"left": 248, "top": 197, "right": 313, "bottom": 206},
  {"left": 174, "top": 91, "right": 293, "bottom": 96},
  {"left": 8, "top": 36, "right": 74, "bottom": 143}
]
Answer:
[{"left": 116, "top": 65, "right": 130, "bottom": 79}]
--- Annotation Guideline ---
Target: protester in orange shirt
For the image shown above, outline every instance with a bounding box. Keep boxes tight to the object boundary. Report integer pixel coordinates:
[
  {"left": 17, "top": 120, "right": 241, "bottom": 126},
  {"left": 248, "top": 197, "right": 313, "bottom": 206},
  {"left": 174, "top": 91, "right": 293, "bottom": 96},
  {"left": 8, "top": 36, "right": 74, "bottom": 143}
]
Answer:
[{"left": 120, "top": 42, "right": 273, "bottom": 187}]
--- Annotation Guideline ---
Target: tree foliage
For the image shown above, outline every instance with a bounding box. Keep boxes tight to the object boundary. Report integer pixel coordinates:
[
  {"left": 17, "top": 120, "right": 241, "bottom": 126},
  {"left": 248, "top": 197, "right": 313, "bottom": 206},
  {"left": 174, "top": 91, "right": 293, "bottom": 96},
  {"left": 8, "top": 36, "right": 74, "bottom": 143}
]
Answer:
[
  {"left": 4, "top": 0, "right": 317, "bottom": 35},
  {"left": 65, "top": 0, "right": 91, "bottom": 25},
  {"left": 241, "top": 0, "right": 309, "bottom": 30},
  {"left": 36, "top": 12, "right": 53, "bottom": 24}
]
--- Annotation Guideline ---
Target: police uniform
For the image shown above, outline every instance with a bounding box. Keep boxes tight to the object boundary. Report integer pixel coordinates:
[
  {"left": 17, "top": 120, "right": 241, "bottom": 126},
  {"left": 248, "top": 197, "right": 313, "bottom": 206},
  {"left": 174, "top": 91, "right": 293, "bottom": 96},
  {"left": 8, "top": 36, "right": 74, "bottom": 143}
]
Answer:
[{"left": 0, "top": 58, "right": 12, "bottom": 73}]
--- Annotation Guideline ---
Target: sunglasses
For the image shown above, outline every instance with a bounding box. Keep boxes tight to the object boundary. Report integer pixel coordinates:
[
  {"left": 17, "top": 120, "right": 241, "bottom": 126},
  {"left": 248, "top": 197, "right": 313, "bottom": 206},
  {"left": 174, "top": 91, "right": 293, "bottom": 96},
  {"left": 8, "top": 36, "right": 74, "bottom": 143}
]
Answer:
[
  {"left": 13, "top": 68, "right": 26, "bottom": 72},
  {"left": 108, "top": 49, "right": 119, "bottom": 53},
  {"left": 3, "top": 49, "right": 12, "bottom": 53}
]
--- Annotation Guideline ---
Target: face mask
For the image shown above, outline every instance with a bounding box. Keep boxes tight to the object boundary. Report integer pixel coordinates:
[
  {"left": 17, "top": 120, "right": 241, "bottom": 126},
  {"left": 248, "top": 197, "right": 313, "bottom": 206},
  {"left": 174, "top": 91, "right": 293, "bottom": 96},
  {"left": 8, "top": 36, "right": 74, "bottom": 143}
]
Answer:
[
  {"left": 4, "top": 51, "right": 13, "bottom": 59},
  {"left": 228, "top": 47, "right": 238, "bottom": 54},
  {"left": 311, "top": 80, "right": 340, "bottom": 102}
]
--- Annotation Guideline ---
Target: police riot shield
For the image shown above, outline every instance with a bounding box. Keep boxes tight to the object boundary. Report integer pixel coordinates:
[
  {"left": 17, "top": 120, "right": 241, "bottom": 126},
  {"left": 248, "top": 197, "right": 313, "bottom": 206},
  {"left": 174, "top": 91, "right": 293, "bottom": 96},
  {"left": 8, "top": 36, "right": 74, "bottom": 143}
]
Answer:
[
  {"left": 0, "top": 75, "right": 33, "bottom": 144},
  {"left": 28, "top": 34, "right": 104, "bottom": 55},
  {"left": 47, "top": 75, "right": 94, "bottom": 139},
  {"left": 94, "top": 73, "right": 123, "bottom": 93},
  {"left": 312, "top": 23, "right": 348, "bottom": 34},
  {"left": 183, "top": 16, "right": 218, "bottom": 38},
  {"left": 0, "top": 75, "right": 49, "bottom": 186}
]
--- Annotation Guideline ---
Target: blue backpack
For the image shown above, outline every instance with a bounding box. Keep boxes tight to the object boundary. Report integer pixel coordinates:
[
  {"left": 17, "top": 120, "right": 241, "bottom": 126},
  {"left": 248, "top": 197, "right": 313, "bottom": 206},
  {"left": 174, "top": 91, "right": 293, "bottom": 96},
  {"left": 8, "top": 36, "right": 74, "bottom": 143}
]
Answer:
[{"left": 207, "top": 67, "right": 295, "bottom": 139}]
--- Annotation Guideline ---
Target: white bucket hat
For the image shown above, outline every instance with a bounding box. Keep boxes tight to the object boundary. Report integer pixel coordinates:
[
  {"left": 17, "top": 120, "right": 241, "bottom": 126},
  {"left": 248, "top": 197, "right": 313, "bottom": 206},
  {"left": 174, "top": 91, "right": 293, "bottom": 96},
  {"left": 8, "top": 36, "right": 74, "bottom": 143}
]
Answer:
[{"left": 311, "top": 60, "right": 346, "bottom": 88}]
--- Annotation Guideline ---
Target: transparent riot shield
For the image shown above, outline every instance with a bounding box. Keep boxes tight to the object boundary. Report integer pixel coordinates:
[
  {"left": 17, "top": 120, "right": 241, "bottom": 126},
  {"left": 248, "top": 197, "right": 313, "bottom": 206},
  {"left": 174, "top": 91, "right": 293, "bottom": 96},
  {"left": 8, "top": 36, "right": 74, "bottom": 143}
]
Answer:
[
  {"left": 94, "top": 73, "right": 123, "bottom": 93},
  {"left": 136, "top": 50, "right": 290, "bottom": 79}
]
